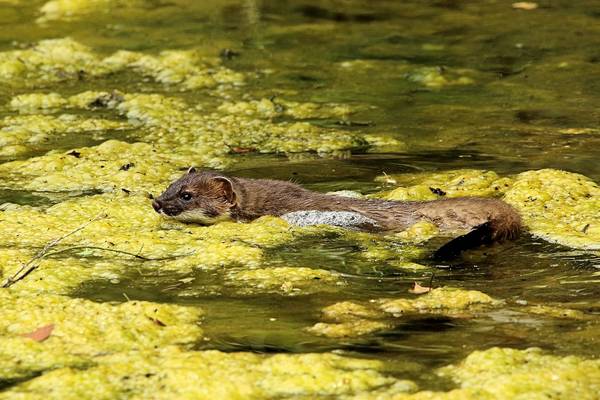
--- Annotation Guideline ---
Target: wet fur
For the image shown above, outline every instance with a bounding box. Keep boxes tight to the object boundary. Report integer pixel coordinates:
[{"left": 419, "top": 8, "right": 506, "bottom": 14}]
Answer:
[{"left": 154, "top": 170, "right": 521, "bottom": 243}]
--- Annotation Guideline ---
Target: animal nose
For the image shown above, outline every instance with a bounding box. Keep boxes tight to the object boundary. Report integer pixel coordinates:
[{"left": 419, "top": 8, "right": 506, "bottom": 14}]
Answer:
[{"left": 152, "top": 200, "right": 162, "bottom": 213}]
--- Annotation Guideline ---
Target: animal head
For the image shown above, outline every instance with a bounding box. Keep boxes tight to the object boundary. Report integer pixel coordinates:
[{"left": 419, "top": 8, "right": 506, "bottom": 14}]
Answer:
[{"left": 152, "top": 168, "right": 237, "bottom": 225}]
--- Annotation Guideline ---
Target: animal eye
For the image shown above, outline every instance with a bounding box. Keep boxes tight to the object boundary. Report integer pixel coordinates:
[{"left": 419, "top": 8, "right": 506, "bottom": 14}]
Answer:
[{"left": 180, "top": 192, "right": 193, "bottom": 201}]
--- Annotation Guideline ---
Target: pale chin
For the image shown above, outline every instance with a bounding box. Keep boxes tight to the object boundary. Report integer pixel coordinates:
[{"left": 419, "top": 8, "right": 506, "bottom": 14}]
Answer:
[{"left": 165, "top": 209, "right": 232, "bottom": 225}]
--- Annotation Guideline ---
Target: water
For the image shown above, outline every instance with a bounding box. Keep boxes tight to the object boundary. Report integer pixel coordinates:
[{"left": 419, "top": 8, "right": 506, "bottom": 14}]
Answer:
[{"left": 1, "top": 0, "right": 599, "bottom": 391}]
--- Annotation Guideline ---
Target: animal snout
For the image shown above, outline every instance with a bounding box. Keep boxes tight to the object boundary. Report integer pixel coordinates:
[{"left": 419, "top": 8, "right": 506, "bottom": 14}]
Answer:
[{"left": 152, "top": 199, "right": 162, "bottom": 213}]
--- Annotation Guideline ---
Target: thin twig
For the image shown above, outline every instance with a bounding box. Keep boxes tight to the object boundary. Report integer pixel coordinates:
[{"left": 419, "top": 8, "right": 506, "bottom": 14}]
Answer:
[
  {"left": 43, "top": 246, "right": 194, "bottom": 261},
  {"left": 2, "top": 213, "right": 106, "bottom": 288},
  {"left": 428, "top": 272, "right": 436, "bottom": 289}
]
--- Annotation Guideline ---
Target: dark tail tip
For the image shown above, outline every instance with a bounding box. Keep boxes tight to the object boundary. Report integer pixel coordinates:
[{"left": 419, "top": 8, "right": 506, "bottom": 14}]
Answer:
[{"left": 433, "top": 221, "right": 494, "bottom": 261}]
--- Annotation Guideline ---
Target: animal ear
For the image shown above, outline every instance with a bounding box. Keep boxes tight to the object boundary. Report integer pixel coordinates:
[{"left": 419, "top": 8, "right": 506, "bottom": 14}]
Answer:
[
  {"left": 187, "top": 166, "right": 197, "bottom": 174},
  {"left": 212, "top": 177, "right": 237, "bottom": 206}
]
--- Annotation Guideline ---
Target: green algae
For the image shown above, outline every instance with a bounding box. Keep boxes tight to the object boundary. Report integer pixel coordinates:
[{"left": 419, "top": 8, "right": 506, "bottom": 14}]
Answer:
[
  {"left": 1, "top": 1, "right": 600, "bottom": 397},
  {"left": 225, "top": 266, "right": 345, "bottom": 296},
  {"left": 403, "top": 67, "right": 476, "bottom": 88},
  {"left": 217, "top": 97, "right": 356, "bottom": 120},
  {"left": 1, "top": 347, "right": 401, "bottom": 400},
  {"left": 2, "top": 89, "right": 371, "bottom": 172},
  {"left": 347, "top": 347, "right": 600, "bottom": 400},
  {"left": 436, "top": 347, "right": 600, "bottom": 400},
  {"left": 391, "top": 221, "right": 439, "bottom": 244},
  {"left": 0, "top": 140, "right": 203, "bottom": 193},
  {"left": 0, "top": 192, "right": 422, "bottom": 296},
  {"left": 0, "top": 38, "right": 243, "bottom": 90},
  {"left": 0, "top": 114, "right": 129, "bottom": 157},
  {"left": 307, "top": 287, "right": 500, "bottom": 338},
  {"left": 378, "top": 287, "right": 500, "bottom": 316},
  {"left": 0, "top": 290, "right": 203, "bottom": 381},
  {"left": 503, "top": 169, "right": 600, "bottom": 250},
  {"left": 524, "top": 304, "right": 589, "bottom": 320},
  {"left": 374, "top": 170, "right": 512, "bottom": 201},
  {"left": 336, "top": 60, "right": 480, "bottom": 89}
]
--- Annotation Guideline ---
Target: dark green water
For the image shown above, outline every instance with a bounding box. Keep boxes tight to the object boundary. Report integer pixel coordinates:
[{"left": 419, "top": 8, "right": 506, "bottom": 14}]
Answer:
[{"left": 1, "top": 0, "right": 599, "bottom": 390}]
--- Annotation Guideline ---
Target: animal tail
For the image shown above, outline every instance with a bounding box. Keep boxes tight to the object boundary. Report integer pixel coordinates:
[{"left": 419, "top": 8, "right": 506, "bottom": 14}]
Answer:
[{"left": 425, "top": 198, "right": 522, "bottom": 260}]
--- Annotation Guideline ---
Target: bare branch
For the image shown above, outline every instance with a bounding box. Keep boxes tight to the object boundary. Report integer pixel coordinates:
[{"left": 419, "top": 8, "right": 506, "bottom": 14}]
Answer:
[{"left": 2, "top": 213, "right": 106, "bottom": 288}]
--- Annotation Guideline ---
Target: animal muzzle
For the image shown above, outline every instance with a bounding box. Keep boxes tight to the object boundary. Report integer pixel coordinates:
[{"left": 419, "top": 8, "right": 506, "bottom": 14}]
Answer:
[{"left": 152, "top": 200, "right": 180, "bottom": 216}]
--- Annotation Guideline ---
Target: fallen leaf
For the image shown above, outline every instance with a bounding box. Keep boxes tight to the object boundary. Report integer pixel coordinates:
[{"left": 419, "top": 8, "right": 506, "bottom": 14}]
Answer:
[
  {"left": 230, "top": 147, "right": 256, "bottom": 154},
  {"left": 512, "top": 2, "right": 538, "bottom": 10},
  {"left": 21, "top": 324, "right": 54, "bottom": 342},
  {"left": 409, "top": 282, "right": 431, "bottom": 294}
]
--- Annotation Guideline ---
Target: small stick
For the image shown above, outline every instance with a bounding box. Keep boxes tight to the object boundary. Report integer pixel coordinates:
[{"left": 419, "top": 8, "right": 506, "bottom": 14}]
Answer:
[
  {"left": 428, "top": 272, "right": 436, "bottom": 289},
  {"left": 43, "top": 246, "right": 194, "bottom": 261},
  {"left": 2, "top": 213, "right": 106, "bottom": 288}
]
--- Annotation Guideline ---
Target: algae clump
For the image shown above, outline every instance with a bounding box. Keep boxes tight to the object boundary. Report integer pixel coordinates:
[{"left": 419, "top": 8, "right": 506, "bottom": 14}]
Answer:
[
  {"left": 504, "top": 169, "right": 600, "bottom": 250},
  {"left": 0, "top": 38, "right": 243, "bottom": 90},
  {"left": 308, "top": 287, "right": 499, "bottom": 338},
  {"left": 0, "top": 114, "right": 129, "bottom": 157},
  {"left": 0, "top": 290, "right": 203, "bottom": 381},
  {"left": 225, "top": 266, "right": 345, "bottom": 296},
  {"left": 347, "top": 347, "right": 600, "bottom": 400},
  {"left": 437, "top": 347, "right": 600, "bottom": 400},
  {"left": 1, "top": 347, "right": 403, "bottom": 399},
  {"left": 375, "top": 169, "right": 512, "bottom": 201}
]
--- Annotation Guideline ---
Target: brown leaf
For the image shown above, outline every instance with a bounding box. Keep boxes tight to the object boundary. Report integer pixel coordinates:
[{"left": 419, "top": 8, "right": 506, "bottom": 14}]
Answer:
[
  {"left": 230, "top": 147, "right": 256, "bottom": 154},
  {"left": 21, "top": 324, "right": 54, "bottom": 342},
  {"left": 409, "top": 282, "right": 432, "bottom": 294}
]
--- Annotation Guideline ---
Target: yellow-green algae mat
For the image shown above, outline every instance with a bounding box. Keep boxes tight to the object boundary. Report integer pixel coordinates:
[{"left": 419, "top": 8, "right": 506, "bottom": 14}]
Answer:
[
  {"left": 306, "top": 287, "right": 502, "bottom": 338},
  {"left": 0, "top": 34, "right": 598, "bottom": 400},
  {"left": 0, "top": 170, "right": 598, "bottom": 398},
  {"left": 0, "top": 190, "right": 433, "bottom": 294}
]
